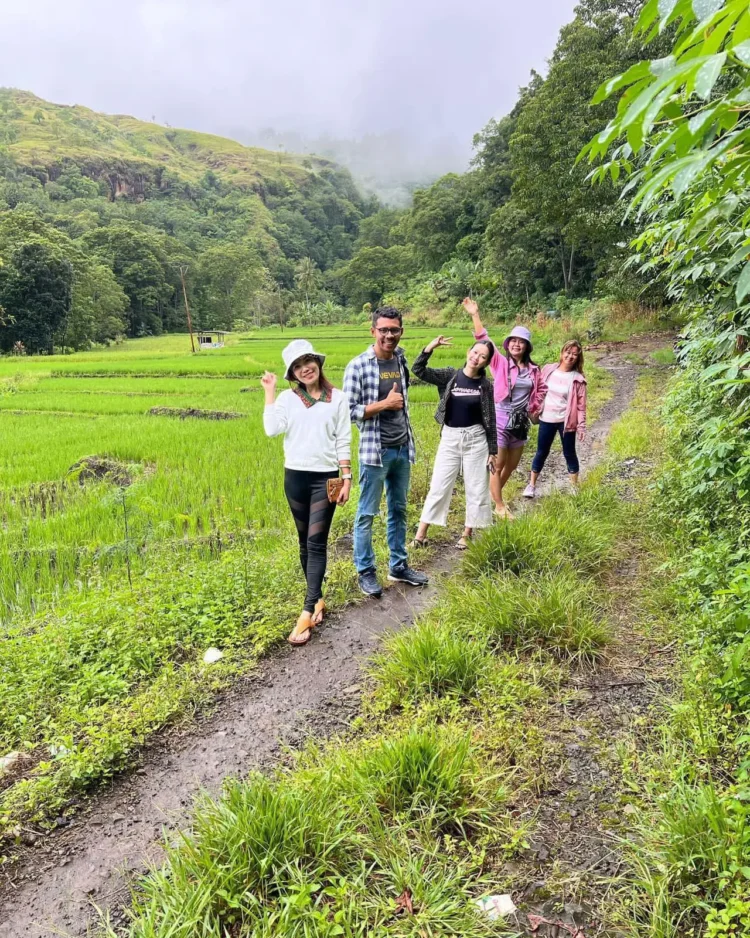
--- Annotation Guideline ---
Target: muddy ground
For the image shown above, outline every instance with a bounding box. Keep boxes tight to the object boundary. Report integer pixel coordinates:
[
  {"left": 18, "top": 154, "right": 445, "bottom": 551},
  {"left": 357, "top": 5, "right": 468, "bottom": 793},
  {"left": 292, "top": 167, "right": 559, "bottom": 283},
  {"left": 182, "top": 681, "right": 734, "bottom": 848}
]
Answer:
[{"left": 0, "top": 336, "right": 671, "bottom": 937}]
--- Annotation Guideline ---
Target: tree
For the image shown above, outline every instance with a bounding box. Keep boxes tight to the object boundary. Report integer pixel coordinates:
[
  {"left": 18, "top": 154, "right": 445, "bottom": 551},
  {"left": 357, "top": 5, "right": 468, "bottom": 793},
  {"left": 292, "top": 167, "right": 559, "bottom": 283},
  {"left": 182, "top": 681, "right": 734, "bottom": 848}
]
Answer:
[
  {"left": 196, "top": 243, "right": 264, "bottom": 329},
  {"left": 332, "top": 245, "right": 418, "bottom": 309},
  {"left": 0, "top": 242, "right": 72, "bottom": 353},
  {"left": 0, "top": 207, "right": 125, "bottom": 349},
  {"left": 65, "top": 262, "right": 127, "bottom": 348},
  {"left": 403, "top": 174, "right": 477, "bottom": 270},
  {"left": 509, "top": 0, "right": 649, "bottom": 294},
  {"left": 294, "top": 257, "right": 320, "bottom": 324},
  {"left": 83, "top": 224, "right": 175, "bottom": 336}
]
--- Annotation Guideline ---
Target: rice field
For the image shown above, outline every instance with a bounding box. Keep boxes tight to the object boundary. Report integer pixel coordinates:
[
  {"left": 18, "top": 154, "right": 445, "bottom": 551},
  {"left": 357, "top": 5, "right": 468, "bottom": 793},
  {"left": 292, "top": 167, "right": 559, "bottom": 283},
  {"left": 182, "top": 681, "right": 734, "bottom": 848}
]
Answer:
[
  {"left": 0, "top": 323, "right": 590, "bottom": 620},
  {"left": 0, "top": 320, "right": 609, "bottom": 834},
  {"left": 0, "top": 328, "right": 447, "bottom": 618}
]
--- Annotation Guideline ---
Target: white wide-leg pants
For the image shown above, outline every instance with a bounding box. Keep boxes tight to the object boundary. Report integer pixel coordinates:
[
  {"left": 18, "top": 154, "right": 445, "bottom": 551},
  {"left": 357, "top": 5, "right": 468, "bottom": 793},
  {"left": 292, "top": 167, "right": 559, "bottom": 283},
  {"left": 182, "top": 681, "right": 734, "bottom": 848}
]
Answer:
[{"left": 420, "top": 424, "right": 492, "bottom": 528}]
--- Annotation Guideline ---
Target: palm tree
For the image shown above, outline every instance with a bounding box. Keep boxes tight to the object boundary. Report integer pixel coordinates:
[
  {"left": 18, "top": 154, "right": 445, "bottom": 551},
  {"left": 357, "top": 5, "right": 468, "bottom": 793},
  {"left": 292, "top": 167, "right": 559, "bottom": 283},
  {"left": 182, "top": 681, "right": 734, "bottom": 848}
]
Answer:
[{"left": 294, "top": 258, "right": 319, "bottom": 325}]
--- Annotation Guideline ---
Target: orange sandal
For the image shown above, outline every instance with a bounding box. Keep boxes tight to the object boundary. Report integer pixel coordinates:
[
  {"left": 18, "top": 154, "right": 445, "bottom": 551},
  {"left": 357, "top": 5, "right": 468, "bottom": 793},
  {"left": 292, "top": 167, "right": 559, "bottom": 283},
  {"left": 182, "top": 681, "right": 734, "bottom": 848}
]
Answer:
[
  {"left": 312, "top": 599, "right": 326, "bottom": 626},
  {"left": 288, "top": 611, "right": 314, "bottom": 646}
]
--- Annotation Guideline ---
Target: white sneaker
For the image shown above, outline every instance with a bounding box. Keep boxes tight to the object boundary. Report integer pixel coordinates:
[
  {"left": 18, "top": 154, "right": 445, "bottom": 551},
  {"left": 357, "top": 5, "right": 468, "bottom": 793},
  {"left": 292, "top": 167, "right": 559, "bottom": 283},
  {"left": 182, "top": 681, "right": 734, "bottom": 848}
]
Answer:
[{"left": 522, "top": 483, "right": 536, "bottom": 499}]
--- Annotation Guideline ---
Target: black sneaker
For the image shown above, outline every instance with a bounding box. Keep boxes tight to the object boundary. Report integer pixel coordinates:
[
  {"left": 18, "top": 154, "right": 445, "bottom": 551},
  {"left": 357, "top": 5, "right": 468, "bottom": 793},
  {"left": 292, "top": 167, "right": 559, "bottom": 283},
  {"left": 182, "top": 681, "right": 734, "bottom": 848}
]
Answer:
[
  {"left": 358, "top": 570, "right": 383, "bottom": 597},
  {"left": 388, "top": 565, "right": 429, "bottom": 587}
]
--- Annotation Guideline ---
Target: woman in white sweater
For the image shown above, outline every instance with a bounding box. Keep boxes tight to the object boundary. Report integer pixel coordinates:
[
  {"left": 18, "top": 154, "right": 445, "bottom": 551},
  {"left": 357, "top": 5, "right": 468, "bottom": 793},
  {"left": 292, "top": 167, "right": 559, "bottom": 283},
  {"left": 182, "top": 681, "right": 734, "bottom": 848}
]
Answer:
[{"left": 262, "top": 339, "right": 352, "bottom": 646}]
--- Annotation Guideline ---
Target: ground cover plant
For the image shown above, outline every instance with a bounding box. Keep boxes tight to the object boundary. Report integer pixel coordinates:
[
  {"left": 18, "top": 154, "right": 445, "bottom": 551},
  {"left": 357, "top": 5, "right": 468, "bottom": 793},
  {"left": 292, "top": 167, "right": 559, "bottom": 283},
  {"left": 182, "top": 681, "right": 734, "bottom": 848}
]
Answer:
[
  {"left": 101, "top": 409, "right": 640, "bottom": 938},
  {"left": 0, "top": 311, "right": 620, "bottom": 847}
]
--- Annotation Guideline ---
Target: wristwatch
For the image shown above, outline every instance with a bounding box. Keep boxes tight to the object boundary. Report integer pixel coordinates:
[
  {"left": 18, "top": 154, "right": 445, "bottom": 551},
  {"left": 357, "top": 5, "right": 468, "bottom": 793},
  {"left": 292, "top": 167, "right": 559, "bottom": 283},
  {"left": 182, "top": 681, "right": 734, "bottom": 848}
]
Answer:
[{"left": 342, "top": 474, "right": 353, "bottom": 480}]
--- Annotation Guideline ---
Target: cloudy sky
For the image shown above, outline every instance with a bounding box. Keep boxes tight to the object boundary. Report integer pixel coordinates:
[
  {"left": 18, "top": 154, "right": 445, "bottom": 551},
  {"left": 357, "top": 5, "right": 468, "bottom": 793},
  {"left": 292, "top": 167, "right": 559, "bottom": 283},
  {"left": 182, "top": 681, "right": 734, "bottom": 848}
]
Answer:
[{"left": 0, "top": 0, "right": 577, "bottom": 172}]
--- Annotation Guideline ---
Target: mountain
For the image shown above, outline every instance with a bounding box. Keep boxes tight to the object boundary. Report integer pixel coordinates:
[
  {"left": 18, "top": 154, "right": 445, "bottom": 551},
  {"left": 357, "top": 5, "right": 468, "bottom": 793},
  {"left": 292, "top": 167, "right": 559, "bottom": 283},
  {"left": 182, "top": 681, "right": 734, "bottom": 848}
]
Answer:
[
  {"left": 1, "top": 89, "right": 350, "bottom": 201},
  {"left": 0, "top": 89, "right": 376, "bottom": 346}
]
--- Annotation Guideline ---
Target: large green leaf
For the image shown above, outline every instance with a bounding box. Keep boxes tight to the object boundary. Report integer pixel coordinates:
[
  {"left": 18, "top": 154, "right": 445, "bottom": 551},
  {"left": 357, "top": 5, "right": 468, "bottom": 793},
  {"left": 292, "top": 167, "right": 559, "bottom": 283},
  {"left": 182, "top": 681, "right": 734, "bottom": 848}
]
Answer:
[
  {"left": 693, "top": 0, "right": 727, "bottom": 21},
  {"left": 591, "top": 62, "right": 654, "bottom": 105},
  {"left": 658, "top": 0, "right": 681, "bottom": 17},
  {"left": 736, "top": 259, "right": 750, "bottom": 302},
  {"left": 694, "top": 53, "right": 727, "bottom": 99}
]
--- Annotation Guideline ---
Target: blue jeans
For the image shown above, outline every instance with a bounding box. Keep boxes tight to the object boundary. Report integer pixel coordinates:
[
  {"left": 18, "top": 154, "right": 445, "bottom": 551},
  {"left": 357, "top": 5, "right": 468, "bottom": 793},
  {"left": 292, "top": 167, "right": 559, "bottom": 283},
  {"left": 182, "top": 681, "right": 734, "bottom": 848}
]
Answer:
[
  {"left": 353, "top": 446, "right": 411, "bottom": 574},
  {"left": 531, "top": 421, "right": 580, "bottom": 475}
]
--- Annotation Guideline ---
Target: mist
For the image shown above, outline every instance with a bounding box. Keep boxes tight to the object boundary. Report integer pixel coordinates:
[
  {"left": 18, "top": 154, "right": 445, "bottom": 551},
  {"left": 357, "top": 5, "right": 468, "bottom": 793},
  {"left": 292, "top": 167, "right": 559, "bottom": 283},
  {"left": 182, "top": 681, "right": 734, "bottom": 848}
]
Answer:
[{"left": 0, "top": 0, "right": 577, "bottom": 201}]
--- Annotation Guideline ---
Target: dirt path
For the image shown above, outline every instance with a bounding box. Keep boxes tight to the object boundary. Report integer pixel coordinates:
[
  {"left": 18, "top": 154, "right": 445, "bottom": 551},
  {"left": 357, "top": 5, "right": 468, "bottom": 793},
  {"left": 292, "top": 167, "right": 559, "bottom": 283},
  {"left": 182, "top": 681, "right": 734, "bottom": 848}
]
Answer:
[{"left": 0, "top": 336, "right": 666, "bottom": 938}]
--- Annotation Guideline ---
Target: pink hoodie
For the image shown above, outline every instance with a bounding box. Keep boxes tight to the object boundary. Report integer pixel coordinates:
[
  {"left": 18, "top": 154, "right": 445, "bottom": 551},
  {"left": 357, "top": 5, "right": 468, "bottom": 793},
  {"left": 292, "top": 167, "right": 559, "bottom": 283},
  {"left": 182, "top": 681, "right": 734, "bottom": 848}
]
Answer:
[
  {"left": 474, "top": 327, "right": 547, "bottom": 417},
  {"left": 540, "top": 362, "right": 587, "bottom": 433}
]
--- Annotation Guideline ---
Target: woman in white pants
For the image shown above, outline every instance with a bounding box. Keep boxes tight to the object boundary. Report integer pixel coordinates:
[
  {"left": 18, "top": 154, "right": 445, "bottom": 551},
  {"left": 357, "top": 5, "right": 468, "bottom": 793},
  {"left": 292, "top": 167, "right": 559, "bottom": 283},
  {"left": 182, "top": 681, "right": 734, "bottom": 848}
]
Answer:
[{"left": 412, "top": 335, "right": 497, "bottom": 549}]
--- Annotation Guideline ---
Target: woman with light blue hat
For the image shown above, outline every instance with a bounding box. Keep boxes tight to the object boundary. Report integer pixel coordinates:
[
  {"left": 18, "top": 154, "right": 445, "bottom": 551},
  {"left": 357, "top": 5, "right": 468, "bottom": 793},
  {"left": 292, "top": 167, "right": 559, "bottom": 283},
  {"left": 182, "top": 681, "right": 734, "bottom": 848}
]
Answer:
[
  {"left": 262, "top": 339, "right": 352, "bottom": 646},
  {"left": 463, "top": 298, "right": 547, "bottom": 519}
]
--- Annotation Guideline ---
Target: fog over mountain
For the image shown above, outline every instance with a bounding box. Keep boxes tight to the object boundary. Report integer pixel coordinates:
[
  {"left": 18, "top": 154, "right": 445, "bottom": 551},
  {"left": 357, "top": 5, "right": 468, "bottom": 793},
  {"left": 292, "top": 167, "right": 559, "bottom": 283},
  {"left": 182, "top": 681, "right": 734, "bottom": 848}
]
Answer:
[{"left": 0, "top": 0, "right": 576, "bottom": 202}]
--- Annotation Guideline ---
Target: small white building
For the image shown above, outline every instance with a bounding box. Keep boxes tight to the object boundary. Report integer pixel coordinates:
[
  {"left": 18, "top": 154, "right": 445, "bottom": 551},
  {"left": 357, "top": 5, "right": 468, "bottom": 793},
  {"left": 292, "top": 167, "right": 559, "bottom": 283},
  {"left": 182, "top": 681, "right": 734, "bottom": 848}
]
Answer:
[{"left": 197, "top": 331, "right": 226, "bottom": 349}]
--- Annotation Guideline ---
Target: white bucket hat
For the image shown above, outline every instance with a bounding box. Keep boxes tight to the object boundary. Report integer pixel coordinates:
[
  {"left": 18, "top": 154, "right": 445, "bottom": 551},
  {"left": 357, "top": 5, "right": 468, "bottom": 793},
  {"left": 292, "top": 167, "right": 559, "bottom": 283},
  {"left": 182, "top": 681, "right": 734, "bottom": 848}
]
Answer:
[{"left": 282, "top": 339, "right": 326, "bottom": 381}]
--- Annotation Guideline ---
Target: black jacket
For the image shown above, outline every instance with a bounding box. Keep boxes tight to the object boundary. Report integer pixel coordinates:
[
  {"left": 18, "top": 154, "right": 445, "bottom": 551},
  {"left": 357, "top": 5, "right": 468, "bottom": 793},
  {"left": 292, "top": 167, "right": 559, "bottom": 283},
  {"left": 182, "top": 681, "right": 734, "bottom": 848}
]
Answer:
[{"left": 412, "top": 348, "right": 498, "bottom": 455}]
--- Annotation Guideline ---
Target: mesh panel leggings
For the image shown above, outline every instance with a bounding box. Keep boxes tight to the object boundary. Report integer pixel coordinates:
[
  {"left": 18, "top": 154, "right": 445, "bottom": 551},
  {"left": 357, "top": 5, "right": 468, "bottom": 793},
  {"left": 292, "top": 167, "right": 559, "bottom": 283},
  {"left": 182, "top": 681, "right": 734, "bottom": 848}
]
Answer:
[{"left": 284, "top": 469, "right": 338, "bottom": 613}]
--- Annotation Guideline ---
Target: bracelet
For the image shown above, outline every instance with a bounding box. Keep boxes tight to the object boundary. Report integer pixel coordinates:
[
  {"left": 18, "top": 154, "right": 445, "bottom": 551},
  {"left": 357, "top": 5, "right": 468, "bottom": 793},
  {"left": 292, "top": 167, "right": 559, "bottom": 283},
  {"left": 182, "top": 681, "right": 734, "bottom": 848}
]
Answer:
[{"left": 342, "top": 474, "right": 353, "bottom": 480}]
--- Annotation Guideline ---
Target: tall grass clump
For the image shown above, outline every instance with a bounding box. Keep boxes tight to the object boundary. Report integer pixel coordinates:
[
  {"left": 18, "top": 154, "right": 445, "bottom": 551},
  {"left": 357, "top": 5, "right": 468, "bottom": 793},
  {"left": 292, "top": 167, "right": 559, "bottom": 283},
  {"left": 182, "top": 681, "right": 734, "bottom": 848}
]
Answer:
[
  {"left": 438, "top": 569, "right": 610, "bottom": 660},
  {"left": 465, "top": 487, "right": 622, "bottom": 579},
  {"left": 110, "top": 727, "right": 504, "bottom": 938},
  {"left": 368, "top": 619, "right": 492, "bottom": 707}
]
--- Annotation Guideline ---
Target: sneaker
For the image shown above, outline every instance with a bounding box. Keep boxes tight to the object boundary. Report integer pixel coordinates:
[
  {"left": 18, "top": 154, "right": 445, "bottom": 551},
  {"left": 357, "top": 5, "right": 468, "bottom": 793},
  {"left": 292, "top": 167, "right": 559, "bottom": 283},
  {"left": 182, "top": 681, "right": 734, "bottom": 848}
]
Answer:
[
  {"left": 388, "top": 565, "right": 429, "bottom": 587},
  {"left": 358, "top": 570, "right": 382, "bottom": 597},
  {"left": 522, "top": 483, "right": 536, "bottom": 499}
]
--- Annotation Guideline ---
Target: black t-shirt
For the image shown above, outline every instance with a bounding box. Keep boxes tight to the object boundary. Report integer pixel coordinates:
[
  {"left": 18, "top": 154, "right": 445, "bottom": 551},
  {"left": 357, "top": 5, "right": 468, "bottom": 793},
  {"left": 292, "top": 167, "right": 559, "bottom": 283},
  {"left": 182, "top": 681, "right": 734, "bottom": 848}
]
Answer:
[
  {"left": 445, "top": 370, "right": 483, "bottom": 429},
  {"left": 377, "top": 357, "right": 409, "bottom": 448}
]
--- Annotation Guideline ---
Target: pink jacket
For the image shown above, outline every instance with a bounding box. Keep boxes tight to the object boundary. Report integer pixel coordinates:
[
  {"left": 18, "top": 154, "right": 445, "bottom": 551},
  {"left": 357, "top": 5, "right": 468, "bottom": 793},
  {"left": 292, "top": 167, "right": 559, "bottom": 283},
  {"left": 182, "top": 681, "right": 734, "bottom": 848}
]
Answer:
[
  {"left": 474, "top": 327, "right": 547, "bottom": 416},
  {"left": 540, "top": 363, "right": 587, "bottom": 433}
]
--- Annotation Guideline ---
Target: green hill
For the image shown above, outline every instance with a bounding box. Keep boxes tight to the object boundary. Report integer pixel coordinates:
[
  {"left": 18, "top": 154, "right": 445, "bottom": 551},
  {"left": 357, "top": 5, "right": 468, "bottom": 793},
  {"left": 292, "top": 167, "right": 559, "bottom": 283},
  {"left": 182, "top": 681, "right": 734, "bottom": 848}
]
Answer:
[
  {"left": 2, "top": 89, "right": 336, "bottom": 193},
  {"left": 0, "top": 89, "right": 374, "bottom": 350}
]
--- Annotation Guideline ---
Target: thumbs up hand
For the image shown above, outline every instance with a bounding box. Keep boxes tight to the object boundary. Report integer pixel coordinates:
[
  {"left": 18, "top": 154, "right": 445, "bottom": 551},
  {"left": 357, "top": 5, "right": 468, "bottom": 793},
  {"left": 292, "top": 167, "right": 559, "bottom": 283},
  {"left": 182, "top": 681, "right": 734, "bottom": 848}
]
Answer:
[{"left": 384, "top": 381, "right": 404, "bottom": 411}]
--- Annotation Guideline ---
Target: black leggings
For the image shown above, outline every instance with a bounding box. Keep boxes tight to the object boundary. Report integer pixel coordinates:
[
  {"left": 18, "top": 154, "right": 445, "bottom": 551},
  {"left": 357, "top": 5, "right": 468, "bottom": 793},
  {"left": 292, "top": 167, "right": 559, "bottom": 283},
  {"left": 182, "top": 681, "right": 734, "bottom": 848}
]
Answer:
[
  {"left": 284, "top": 469, "right": 338, "bottom": 613},
  {"left": 531, "top": 420, "right": 580, "bottom": 475}
]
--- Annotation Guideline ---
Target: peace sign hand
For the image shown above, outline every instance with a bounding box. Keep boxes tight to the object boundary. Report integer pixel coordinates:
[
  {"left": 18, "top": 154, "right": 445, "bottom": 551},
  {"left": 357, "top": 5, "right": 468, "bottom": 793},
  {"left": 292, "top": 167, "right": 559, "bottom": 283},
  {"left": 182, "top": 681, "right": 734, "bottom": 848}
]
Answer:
[{"left": 425, "top": 335, "right": 454, "bottom": 353}]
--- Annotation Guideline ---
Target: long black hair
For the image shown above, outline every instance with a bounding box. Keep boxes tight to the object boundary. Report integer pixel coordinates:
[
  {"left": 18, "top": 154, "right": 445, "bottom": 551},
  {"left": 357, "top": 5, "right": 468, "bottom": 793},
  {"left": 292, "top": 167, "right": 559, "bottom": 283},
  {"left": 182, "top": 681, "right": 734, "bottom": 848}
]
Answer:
[{"left": 469, "top": 339, "right": 495, "bottom": 379}]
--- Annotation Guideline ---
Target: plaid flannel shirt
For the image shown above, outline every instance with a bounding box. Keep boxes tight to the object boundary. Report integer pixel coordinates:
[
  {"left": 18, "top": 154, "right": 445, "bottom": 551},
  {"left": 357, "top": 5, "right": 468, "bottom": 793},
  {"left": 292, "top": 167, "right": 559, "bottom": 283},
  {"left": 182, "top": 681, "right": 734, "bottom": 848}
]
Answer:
[{"left": 343, "top": 345, "right": 417, "bottom": 467}]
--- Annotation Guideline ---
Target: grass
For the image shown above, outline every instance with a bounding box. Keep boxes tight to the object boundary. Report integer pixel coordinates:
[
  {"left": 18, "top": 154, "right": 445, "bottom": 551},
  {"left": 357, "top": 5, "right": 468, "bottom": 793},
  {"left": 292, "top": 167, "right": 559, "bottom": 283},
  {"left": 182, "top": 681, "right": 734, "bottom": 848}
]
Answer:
[
  {"left": 105, "top": 727, "right": 507, "bottom": 938},
  {"left": 369, "top": 620, "right": 493, "bottom": 706},
  {"left": 607, "top": 371, "right": 665, "bottom": 460},
  {"left": 0, "top": 318, "right": 622, "bottom": 844},
  {"left": 104, "top": 420, "right": 642, "bottom": 938},
  {"left": 651, "top": 347, "right": 677, "bottom": 365}
]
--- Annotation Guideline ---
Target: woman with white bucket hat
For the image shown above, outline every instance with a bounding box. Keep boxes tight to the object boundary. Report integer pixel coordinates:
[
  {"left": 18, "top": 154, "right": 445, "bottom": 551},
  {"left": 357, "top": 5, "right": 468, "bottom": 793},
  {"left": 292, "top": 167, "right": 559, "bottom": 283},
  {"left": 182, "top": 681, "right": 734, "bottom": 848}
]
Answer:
[
  {"left": 463, "top": 299, "right": 547, "bottom": 520},
  {"left": 262, "top": 339, "right": 352, "bottom": 646}
]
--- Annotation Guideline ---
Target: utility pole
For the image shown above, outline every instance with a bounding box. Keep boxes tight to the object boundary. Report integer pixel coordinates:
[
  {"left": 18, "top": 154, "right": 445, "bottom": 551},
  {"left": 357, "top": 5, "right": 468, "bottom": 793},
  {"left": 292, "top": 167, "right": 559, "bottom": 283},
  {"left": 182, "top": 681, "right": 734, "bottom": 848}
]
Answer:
[{"left": 179, "top": 265, "right": 196, "bottom": 353}]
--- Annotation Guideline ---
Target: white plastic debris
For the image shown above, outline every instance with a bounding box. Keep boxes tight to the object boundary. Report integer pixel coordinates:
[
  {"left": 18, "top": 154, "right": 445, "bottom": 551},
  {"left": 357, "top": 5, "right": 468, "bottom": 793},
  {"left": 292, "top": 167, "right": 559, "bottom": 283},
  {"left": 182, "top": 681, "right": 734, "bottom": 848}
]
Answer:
[
  {"left": 202, "top": 647, "right": 224, "bottom": 664},
  {"left": 475, "top": 894, "right": 517, "bottom": 920},
  {"left": 0, "top": 751, "right": 21, "bottom": 776}
]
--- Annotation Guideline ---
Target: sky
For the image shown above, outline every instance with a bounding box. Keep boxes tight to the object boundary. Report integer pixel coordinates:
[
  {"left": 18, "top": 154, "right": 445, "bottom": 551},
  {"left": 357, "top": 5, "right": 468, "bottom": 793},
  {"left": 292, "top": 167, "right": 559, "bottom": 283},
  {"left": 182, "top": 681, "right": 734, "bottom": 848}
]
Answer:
[{"left": 0, "top": 0, "right": 577, "bottom": 181}]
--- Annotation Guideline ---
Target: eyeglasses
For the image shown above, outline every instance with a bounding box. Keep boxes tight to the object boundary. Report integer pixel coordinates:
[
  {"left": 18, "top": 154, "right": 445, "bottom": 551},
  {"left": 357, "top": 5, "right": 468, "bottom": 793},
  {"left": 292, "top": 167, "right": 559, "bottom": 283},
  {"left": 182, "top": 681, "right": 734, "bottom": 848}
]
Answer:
[{"left": 375, "top": 327, "right": 402, "bottom": 336}]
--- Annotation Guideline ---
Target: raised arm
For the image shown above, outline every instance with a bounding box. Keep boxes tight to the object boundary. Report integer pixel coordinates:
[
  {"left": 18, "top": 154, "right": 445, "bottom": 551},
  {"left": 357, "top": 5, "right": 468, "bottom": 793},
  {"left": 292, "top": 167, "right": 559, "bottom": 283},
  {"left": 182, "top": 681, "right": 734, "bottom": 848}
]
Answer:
[
  {"left": 463, "top": 297, "right": 502, "bottom": 376},
  {"left": 462, "top": 297, "right": 486, "bottom": 339},
  {"left": 411, "top": 336, "right": 456, "bottom": 388},
  {"left": 261, "top": 372, "right": 287, "bottom": 437}
]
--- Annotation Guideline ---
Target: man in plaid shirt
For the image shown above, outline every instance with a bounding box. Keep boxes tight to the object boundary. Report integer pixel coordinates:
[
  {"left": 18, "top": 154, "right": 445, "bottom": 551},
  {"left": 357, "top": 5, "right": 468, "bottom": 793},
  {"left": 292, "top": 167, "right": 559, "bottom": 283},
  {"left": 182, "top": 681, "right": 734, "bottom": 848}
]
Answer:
[{"left": 344, "top": 307, "right": 429, "bottom": 597}]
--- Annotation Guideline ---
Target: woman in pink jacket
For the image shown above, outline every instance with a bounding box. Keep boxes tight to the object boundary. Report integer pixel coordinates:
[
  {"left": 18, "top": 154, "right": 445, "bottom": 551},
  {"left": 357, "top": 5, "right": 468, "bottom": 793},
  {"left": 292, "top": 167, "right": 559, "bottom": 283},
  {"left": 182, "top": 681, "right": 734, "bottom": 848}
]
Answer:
[
  {"left": 523, "top": 340, "right": 587, "bottom": 498},
  {"left": 463, "top": 298, "right": 546, "bottom": 520}
]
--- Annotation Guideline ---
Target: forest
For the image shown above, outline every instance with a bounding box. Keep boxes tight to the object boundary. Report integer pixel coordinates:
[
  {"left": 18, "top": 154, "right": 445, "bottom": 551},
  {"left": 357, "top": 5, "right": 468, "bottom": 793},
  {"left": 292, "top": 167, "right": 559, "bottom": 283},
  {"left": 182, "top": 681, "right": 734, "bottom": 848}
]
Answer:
[{"left": 0, "top": 0, "right": 662, "bottom": 356}]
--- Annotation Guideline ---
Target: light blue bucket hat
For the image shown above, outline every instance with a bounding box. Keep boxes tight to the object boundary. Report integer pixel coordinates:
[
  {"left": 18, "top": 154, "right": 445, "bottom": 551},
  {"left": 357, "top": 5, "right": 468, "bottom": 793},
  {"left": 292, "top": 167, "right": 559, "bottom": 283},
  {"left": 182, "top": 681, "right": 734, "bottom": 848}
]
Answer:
[{"left": 503, "top": 325, "right": 533, "bottom": 353}]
